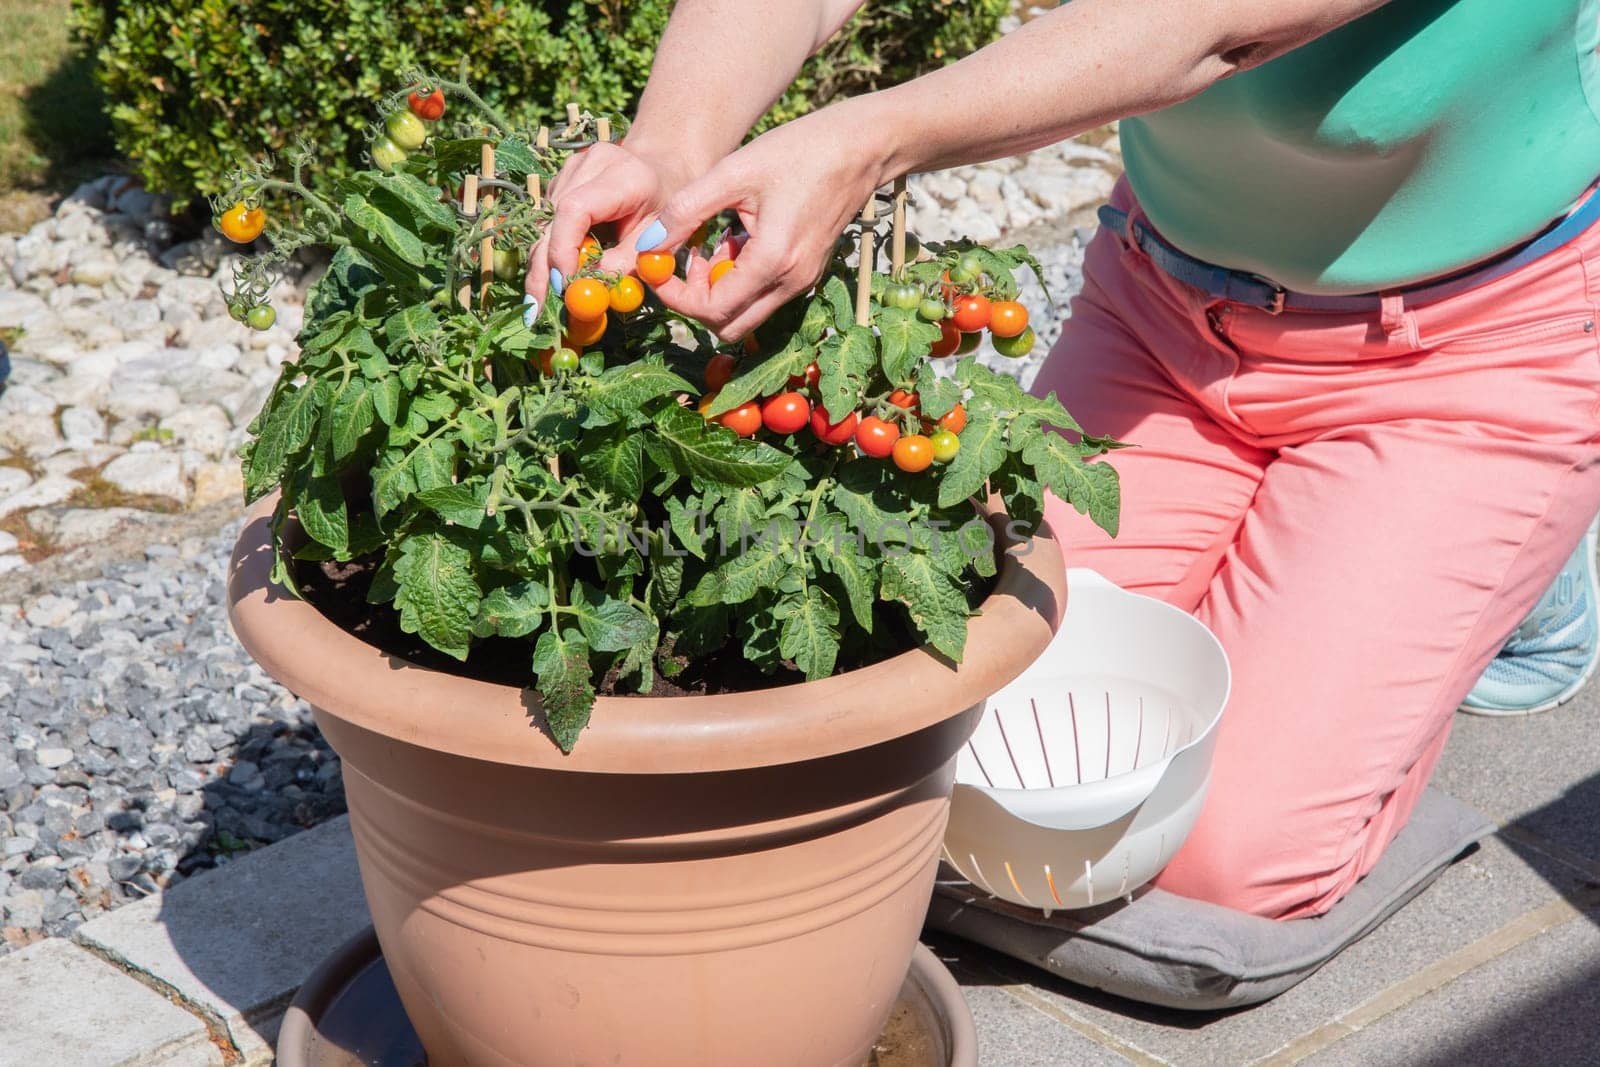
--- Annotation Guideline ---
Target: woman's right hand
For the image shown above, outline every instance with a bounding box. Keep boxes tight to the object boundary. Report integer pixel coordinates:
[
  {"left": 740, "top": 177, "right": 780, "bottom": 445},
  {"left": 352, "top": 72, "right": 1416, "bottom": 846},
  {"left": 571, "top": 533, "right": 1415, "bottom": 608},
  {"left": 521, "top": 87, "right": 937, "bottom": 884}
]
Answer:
[{"left": 524, "top": 141, "right": 698, "bottom": 311}]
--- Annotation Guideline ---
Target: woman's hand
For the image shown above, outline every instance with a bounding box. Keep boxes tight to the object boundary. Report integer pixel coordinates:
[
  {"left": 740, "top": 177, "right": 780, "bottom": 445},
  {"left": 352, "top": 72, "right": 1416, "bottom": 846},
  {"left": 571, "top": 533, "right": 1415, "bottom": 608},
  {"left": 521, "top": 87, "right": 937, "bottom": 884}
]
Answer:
[
  {"left": 643, "top": 106, "right": 888, "bottom": 341},
  {"left": 524, "top": 141, "right": 701, "bottom": 311}
]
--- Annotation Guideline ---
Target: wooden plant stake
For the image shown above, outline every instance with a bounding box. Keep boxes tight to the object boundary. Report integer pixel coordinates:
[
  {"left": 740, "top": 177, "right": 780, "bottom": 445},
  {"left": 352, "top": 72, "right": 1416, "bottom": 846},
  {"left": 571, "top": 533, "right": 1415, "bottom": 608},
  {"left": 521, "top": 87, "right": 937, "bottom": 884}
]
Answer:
[
  {"left": 479, "top": 144, "right": 497, "bottom": 308},
  {"left": 459, "top": 175, "right": 480, "bottom": 311},
  {"left": 564, "top": 102, "right": 581, "bottom": 139},
  {"left": 536, "top": 126, "right": 550, "bottom": 150},
  {"left": 855, "top": 196, "right": 877, "bottom": 327},
  {"left": 890, "top": 177, "right": 908, "bottom": 277}
]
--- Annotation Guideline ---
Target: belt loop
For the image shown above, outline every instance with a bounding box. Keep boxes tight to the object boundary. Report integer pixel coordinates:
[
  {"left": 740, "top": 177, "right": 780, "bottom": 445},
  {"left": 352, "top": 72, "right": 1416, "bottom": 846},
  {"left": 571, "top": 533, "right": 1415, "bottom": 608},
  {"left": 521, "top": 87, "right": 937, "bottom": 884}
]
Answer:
[{"left": 1379, "top": 291, "right": 1421, "bottom": 348}]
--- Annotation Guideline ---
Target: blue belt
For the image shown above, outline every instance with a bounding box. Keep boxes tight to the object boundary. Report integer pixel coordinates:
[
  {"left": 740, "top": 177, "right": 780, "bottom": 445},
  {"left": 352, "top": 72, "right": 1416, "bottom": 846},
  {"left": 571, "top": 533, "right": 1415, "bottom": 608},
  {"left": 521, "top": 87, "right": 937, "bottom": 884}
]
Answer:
[{"left": 1097, "top": 190, "right": 1600, "bottom": 314}]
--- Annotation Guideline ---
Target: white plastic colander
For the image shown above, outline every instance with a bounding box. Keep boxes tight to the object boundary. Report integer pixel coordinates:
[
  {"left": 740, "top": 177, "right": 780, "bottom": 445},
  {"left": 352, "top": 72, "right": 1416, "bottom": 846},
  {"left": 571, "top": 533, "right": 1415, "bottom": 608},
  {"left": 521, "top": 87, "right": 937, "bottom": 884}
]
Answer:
[{"left": 942, "top": 569, "right": 1231, "bottom": 912}]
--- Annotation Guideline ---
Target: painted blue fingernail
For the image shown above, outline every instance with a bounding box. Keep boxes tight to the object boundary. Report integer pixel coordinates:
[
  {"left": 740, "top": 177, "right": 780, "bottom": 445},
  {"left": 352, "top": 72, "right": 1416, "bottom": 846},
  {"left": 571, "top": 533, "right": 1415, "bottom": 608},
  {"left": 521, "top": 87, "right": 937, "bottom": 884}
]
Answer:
[
  {"left": 523, "top": 303, "right": 539, "bottom": 329},
  {"left": 635, "top": 220, "right": 667, "bottom": 252},
  {"left": 549, "top": 267, "right": 565, "bottom": 296}
]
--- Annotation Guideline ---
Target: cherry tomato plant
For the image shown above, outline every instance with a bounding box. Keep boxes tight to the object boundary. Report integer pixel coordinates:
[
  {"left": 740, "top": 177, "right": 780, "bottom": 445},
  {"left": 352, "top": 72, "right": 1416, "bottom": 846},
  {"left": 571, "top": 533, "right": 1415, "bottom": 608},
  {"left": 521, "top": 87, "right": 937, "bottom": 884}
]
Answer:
[{"left": 231, "top": 79, "right": 1121, "bottom": 753}]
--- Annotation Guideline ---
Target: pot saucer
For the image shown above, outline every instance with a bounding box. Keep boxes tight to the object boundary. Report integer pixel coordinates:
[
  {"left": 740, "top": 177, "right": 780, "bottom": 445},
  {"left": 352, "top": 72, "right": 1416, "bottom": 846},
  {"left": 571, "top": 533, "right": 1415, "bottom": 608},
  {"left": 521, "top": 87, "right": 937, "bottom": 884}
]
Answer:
[{"left": 277, "top": 927, "right": 976, "bottom": 1067}]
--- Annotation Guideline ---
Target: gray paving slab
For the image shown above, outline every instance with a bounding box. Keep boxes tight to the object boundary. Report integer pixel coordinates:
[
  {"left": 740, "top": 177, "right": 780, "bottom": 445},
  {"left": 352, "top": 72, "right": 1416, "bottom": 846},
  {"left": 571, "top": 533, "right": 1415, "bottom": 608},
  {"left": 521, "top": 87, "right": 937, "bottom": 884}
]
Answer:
[
  {"left": 959, "top": 982, "right": 1136, "bottom": 1066},
  {"left": 930, "top": 834, "right": 1590, "bottom": 1066},
  {"left": 73, "top": 815, "right": 367, "bottom": 1064},
  {"left": 1302, "top": 910, "right": 1600, "bottom": 1067},
  {"left": 0, "top": 938, "right": 221, "bottom": 1067},
  {"left": 1431, "top": 703, "right": 1600, "bottom": 866}
]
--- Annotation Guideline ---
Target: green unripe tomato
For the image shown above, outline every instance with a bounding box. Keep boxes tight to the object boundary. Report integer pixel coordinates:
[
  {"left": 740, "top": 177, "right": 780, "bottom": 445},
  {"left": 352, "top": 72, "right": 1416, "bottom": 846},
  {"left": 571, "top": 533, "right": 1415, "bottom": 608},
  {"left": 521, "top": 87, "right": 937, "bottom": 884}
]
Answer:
[
  {"left": 992, "top": 326, "right": 1037, "bottom": 359},
  {"left": 957, "top": 250, "right": 985, "bottom": 281},
  {"left": 885, "top": 282, "right": 922, "bottom": 310},
  {"left": 903, "top": 234, "right": 921, "bottom": 261},
  {"left": 371, "top": 135, "right": 407, "bottom": 173},
  {"left": 957, "top": 330, "right": 983, "bottom": 355},
  {"left": 917, "top": 297, "right": 947, "bottom": 322},
  {"left": 945, "top": 261, "right": 974, "bottom": 285},
  {"left": 246, "top": 305, "right": 276, "bottom": 332},
  {"left": 227, "top": 302, "right": 248, "bottom": 323},
  {"left": 493, "top": 248, "right": 520, "bottom": 283},
  {"left": 385, "top": 110, "right": 429, "bottom": 151},
  {"left": 929, "top": 429, "right": 961, "bottom": 463},
  {"left": 549, "top": 347, "right": 581, "bottom": 373}
]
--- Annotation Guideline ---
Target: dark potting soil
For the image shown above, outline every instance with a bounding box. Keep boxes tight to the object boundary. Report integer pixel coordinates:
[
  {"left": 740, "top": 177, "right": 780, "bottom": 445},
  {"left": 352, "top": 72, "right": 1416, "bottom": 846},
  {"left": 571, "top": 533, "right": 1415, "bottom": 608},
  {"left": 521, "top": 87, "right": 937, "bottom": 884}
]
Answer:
[{"left": 295, "top": 552, "right": 982, "bottom": 699}]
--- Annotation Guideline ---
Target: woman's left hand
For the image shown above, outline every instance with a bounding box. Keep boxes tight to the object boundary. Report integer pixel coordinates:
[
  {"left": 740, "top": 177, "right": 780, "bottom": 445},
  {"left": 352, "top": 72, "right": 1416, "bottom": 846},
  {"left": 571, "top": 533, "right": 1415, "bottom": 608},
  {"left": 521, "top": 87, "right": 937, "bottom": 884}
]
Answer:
[{"left": 640, "top": 106, "right": 889, "bottom": 341}]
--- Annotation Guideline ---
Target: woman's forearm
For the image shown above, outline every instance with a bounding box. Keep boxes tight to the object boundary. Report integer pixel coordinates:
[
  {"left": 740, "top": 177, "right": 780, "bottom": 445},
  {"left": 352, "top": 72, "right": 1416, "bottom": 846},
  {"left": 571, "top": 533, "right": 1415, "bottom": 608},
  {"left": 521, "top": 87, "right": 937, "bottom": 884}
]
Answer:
[
  {"left": 622, "top": 0, "right": 866, "bottom": 182},
  {"left": 849, "top": 0, "right": 1388, "bottom": 182}
]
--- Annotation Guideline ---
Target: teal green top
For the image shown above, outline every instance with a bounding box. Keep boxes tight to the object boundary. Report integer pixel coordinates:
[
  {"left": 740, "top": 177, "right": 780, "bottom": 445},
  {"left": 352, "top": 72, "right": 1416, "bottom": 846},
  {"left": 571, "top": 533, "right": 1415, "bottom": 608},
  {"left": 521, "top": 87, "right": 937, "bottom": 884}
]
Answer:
[{"left": 1120, "top": 0, "right": 1600, "bottom": 294}]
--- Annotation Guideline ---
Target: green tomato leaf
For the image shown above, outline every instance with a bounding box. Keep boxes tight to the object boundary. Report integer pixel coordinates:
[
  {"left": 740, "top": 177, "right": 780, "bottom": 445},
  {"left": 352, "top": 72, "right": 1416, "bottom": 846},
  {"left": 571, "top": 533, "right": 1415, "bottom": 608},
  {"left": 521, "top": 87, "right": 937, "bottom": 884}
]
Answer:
[
  {"left": 876, "top": 308, "right": 942, "bottom": 386},
  {"left": 393, "top": 528, "right": 482, "bottom": 661},
  {"left": 243, "top": 378, "right": 325, "bottom": 503},
  {"left": 295, "top": 473, "right": 349, "bottom": 556},
  {"left": 533, "top": 626, "right": 596, "bottom": 754},
  {"left": 576, "top": 426, "right": 645, "bottom": 500},
  {"left": 936, "top": 412, "right": 1010, "bottom": 508},
  {"left": 913, "top": 364, "right": 964, "bottom": 421},
  {"left": 344, "top": 192, "right": 429, "bottom": 268},
  {"left": 384, "top": 304, "right": 442, "bottom": 351},
  {"left": 585, "top": 361, "right": 695, "bottom": 421},
  {"left": 473, "top": 579, "right": 550, "bottom": 639},
  {"left": 651, "top": 403, "right": 791, "bottom": 488},
  {"left": 327, "top": 378, "right": 376, "bottom": 461},
  {"left": 687, "top": 516, "right": 797, "bottom": 606},
  {"left": 816, "top": 325, "right": 877, "bottom": 421},
  {"left": 809, "top": 512, "right": 877, "bottom": 630},
  {"left": 570, "top": 581, "right": 655, "bottom": 653},
  {"left": 823, "top": 274, "right": 855, "bottom": 332},
  {"left": 775, "top": 584, "right": 840, "bottom": 680},
  {"left": 704, "top": 335, "right": 812, "bottom": 417},
  {"left": 1021, "top": 433, "right": 1122, "bottom": 537},
  {"left": 880, "top": 553, "right": 971, "bottom": 661},
  {"left": 415, "top": 480, "right": 489, "bottom": 530}
]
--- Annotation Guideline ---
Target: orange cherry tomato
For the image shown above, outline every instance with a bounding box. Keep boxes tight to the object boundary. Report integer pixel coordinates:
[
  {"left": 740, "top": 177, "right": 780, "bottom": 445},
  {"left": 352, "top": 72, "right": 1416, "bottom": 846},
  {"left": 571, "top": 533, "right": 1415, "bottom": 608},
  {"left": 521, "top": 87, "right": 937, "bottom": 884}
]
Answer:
[
  {"left": 563, "top": 311, "right": 607, "bottom": 348},
  {"left": 636, "top": 250, "right": 676, "bottom": 287},
  {"left": 564, "top": 278, "right": 610, "bottom": 321},
  {"left": 218, "top": 202, "right": 266, "bottom": 244},
  {"left": 929, "top": 319, "right": 961, "bottom": 358},
  {"left": 705, "top": 352, "right": 737, "bottom": 391},
  {"left": 811, "top": 406, "right": 859, "bottom": 446},
  {"left": 718, "top": 401, "right": 762, "bottom": 438},
  {"left": 761, "top": 392, "right": 811, "bottom": 435},
  {"left": 892, "top": 435, "right": 934, "bottom": 473},
  {"left": 989, "top": 300, "right": 1030, "bottom": 339},
  {"left": 697, "top": 391, "right": 720, "bottom": 416},
  {"left": 938, "top": 403, "right": 967, "bottom": 434},
  {"left": 609, "top": 275, "right": 645, "bottom": 314},
  {"left": 855, "top": 415, "right": 900, "bottom": 458},
  {"left": 951, "top": 294, "right": 992, "bottom": 333},
  {"left": 709, "top": 259, "right": 737, "bottom": 286},
  {"left": 580, "top": 235, "right": 603, "bottom": 267}
]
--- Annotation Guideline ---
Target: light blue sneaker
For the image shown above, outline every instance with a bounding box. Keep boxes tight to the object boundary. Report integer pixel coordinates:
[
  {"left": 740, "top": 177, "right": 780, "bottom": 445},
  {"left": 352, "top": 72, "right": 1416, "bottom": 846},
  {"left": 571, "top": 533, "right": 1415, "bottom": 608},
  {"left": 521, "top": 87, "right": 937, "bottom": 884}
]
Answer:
[{"left": 1461, "top": 516, "right": 1600, "bottom": 716}]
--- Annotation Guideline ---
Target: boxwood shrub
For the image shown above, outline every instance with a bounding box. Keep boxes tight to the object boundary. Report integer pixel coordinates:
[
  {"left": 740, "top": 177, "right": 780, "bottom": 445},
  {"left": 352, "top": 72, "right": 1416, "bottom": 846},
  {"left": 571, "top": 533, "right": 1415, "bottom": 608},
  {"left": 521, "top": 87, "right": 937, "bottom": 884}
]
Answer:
[{"left": 71, "top": 0, "right": 1008, "bottom": 211}]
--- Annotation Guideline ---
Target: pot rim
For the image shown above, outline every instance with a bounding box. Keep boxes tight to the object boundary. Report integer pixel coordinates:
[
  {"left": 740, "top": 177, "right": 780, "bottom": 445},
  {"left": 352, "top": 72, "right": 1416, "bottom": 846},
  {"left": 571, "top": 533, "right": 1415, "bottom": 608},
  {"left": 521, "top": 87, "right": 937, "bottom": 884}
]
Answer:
[{"left": 227, "top": 494, "right": 1066, "bottom": 774}]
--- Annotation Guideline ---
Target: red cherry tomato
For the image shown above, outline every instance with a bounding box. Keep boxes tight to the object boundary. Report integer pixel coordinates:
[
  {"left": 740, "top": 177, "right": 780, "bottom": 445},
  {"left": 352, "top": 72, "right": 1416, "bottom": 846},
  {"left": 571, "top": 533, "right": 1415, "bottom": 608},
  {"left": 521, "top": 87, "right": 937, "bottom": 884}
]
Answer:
[
  {"left": 761, "top": 392, "right": 811, "bottom": 435},
  {"left": 887, "top": 389, "right": 920, "bottom": 413},
  {"left": 938, "top": 403, "right": 967, "bottom": 434},
  {"left": 718, "top": 401, "right": 762, "bottom": 438},
  {"left": 951, "top": 294, "right": 992, "bottom": 333},
  {"left": 892, "top": 435, "right": 934, "bottom": 473},
  {"left": 929, "top": 319, "right": 961, "bottom": 358},
  {"left": 855, "top": 415, "right": 900, "bottom": 458},
  {"left": 788, "top": 361, "right": 821, "bottom": 390},
  {"left": 705, "top": 352, "right": 737, "bottom": 391},
  {"left": 989, "top": 300, "right": 1030, "bottom": 338},
  {"left": 407, "top": 88, "right": 446, "bottom": 121},
  {"left": 811, "top": 406, "right": 859, "bottom": 445}
]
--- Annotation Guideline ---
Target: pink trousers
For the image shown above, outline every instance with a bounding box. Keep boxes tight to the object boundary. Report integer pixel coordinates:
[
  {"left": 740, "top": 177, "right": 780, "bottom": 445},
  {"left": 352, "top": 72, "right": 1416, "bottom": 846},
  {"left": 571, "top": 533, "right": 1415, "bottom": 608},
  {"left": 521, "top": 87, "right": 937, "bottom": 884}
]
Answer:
[{"left": 1035, "top": 180, "right": 1600, "bottom": 919}]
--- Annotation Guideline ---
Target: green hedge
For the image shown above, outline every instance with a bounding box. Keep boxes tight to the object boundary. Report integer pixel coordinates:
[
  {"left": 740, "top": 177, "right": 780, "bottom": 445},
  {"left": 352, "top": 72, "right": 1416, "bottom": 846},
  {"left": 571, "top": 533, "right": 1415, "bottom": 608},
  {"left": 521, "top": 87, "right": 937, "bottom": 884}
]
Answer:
[{"left": 71, "top": 0, "right": 1007, "bottom": 211}]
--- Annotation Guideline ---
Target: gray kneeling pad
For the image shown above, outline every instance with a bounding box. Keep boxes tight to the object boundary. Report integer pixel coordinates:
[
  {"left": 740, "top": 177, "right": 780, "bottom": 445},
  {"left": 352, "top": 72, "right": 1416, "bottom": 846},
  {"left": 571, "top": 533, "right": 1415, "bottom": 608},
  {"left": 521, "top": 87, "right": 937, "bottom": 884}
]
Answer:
[{"left": 926, "top": 788, "right": 1494, "bottom": 1011}]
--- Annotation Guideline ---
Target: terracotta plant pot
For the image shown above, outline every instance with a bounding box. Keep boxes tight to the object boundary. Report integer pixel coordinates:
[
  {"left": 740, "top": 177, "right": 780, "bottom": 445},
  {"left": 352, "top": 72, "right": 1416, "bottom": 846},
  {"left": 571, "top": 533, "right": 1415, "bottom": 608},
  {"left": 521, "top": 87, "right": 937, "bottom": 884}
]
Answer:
[{"left": 228, "top": 496, "right": 1065, "bottom": 1067}]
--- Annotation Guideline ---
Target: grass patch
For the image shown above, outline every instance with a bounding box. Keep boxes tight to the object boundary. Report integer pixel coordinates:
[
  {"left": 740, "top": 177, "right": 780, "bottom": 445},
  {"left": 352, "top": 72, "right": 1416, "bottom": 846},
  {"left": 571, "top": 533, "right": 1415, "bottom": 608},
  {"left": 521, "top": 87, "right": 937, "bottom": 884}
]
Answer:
[
  {"left": 0, "top": 0, "right": 117, "bottom": 230},
  {"left": 0, "top": 509, "right": 54, "bottom": 563},
  {"left": 66, "top": 469, "right": 182, "bottom": 515}
]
